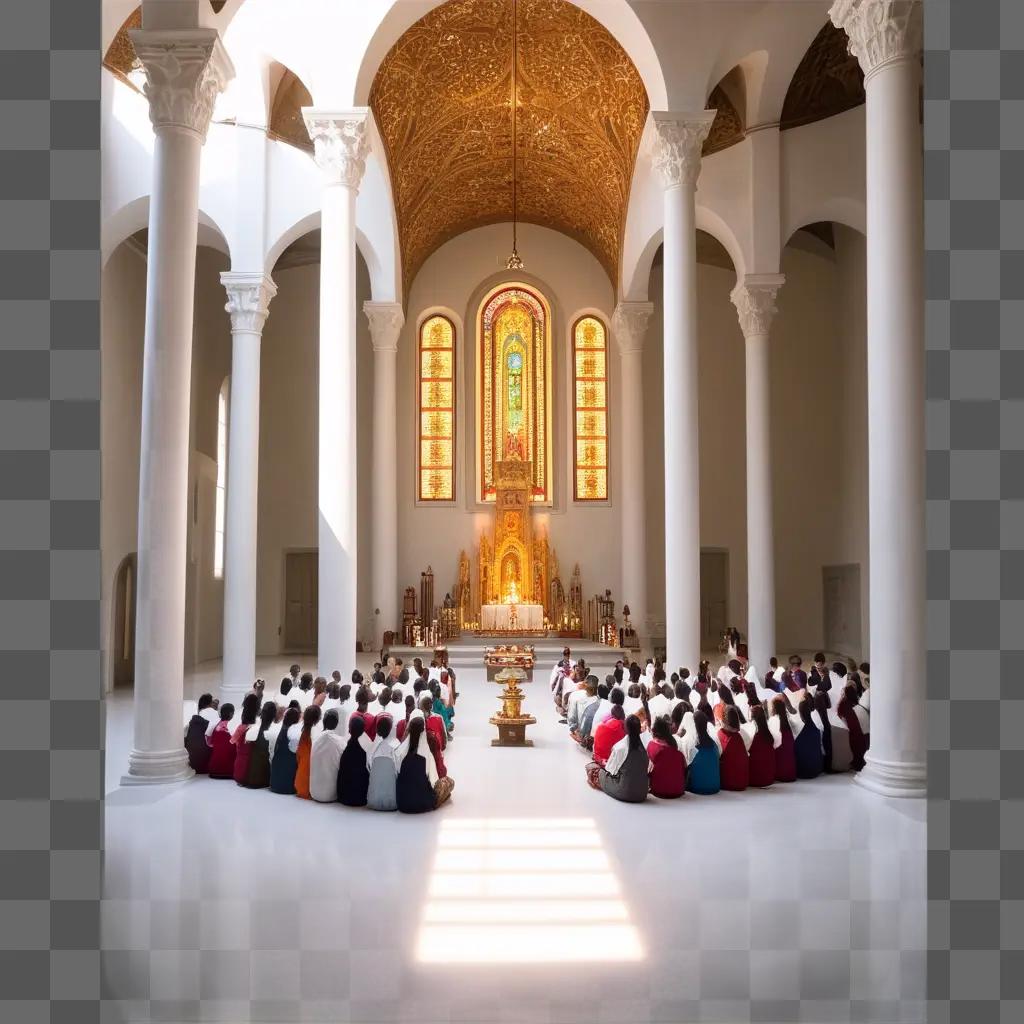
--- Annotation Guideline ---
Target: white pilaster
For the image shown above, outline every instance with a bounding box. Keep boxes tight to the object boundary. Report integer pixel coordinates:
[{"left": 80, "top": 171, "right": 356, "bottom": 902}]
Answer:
[
  {"left": 831, "top": 0, "right": 925, "bottom": 797},
  {"left": 730, "top": 275, "right": 784, "bottom": 677},
  {"left": 612, "top": 301, "right": 654, "bottom": 645},
  {"left": 303, "top": 109, "right": 370, "bottom": 677},
  {"left": 219, "top": 272, "right": 276, "bottom": 703},
  {"left": 651, "top": 110, "right": 715, "bottom": 672},
  {"left": 364, "top": 301, "right": 405, "bottom": 648},
  {"left": 123, "top": 28, "right": 233, "bottom": 784}
]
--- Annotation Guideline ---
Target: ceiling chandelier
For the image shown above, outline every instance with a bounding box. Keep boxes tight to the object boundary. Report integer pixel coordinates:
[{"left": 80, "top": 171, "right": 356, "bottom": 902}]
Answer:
[{"left": 506, "top": 0, "right": 524, "bottom": 271}]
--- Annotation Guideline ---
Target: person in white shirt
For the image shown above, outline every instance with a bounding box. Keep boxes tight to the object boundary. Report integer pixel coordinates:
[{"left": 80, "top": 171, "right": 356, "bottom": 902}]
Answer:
[
  {"left": 646, "top": 683, "right": 672, "bottom": 723},
  {"left": 565, "top": 675, "right": 596, "bottom": 732},
  {"left": 198, "top": 692, "right": 220, "bottom": 737},
  {"left": 309, "top": 710, "right": 346, "bottom": 802}
]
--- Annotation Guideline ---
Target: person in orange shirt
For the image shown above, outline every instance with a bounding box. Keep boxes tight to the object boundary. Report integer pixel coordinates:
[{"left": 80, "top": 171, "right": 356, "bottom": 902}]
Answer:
[{"left": 293, "top": 705, "right": 321, "bottom": 799}]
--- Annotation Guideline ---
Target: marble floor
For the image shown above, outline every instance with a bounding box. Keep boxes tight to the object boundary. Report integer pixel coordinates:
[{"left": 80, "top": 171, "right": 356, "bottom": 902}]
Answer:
[{"left": 102, "top": 656, "right": 926, "bottom": 1023}]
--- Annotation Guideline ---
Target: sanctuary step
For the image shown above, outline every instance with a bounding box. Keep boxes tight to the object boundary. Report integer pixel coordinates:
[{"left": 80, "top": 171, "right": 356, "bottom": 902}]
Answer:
[{"left": 386, "top": 636, "right": 631, "bottom": 674}]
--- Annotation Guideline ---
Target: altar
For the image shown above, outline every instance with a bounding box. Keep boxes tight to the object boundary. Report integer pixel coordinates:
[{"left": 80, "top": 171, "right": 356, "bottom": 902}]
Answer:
[{"left": 480, "top": 603, "right": 544, "bottom": 632}]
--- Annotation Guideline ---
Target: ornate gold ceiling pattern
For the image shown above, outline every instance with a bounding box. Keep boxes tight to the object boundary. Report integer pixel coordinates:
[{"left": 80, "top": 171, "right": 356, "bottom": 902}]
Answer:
[
  {"left": 703, "top": 84, "right": 743, "bottom": 157},
  {"left": 369, "top": 0, "right": 649, "bottom": 289},
  {"left": 103, "top": 8, "right": 142, "bottom": 89},
  {"left": 269, "top": 69, "right": 315, "bottom": 152},
  {"left": 781, "top": 21, "right": 864, "bottom": 131}
]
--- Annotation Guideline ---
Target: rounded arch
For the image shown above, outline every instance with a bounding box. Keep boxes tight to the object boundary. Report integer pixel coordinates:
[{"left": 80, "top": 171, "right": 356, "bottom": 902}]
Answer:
[
  {"left": 566, "top": 308, "right": 612, "bottom": 504},
  {"left": 353, "top": 0, "right": 667, "bottom": 109},
  {"left": 103, "top": 195, "right": 232, "bottom": 266},
  {"left": 783, "top": 197, "right": 867, "bottom": 252},
  {"left": 696, "top": 205, "right": 745, "bottom": 282}
]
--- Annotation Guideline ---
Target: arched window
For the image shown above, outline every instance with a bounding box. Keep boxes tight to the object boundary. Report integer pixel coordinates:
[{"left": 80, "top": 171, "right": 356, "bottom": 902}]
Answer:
[
  {"left": 572, "top": 315, "right": 608, "bottom": 501},
  {"left": 418, "top": 315, "right": 456, "bottom": 502},
  {"left": 478, "top": 284, "right": 552, "bottom": 504},
  {"left": 214, "top": 377, "right": 229, "bottom": 578}
]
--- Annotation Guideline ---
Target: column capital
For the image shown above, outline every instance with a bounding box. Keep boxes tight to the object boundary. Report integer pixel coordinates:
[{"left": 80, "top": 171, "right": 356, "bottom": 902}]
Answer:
[
  {"left": 128, "top": 28, "right": 234, "bottom": 141},
  {"left": 221, "top": 271, "right": 277, "bottom": 335},
  {"left": 650, "top": 110, "right": 716, "bottom": 190},
  {"left": 830, "top": 0, "right": 922, "bottom": 82},
  {"left": 364, "top": 301, "right": 405, "bottom": 352},
  {"left": 730, "top": 274, "right": 785, "bottom": 339},
  {"left": 612, "top": 301, "right": 654, "bottom": 354},
  {"left": 303, "top": 108, "right": 371, "bottom": 190}
]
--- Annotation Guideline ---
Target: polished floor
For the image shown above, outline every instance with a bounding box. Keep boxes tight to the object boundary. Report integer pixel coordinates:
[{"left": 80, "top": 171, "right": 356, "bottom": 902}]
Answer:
[{"left": 102, "top": 656, "right": 926, "bottom": 1023}]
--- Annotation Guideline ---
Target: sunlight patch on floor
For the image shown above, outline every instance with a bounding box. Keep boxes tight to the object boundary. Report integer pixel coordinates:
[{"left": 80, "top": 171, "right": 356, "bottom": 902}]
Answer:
[{"left": 416, "top": 817, "right": 644, "bottom": 963}]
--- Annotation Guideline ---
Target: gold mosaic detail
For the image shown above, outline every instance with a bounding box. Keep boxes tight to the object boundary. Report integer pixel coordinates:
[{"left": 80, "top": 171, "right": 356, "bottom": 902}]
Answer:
[
  {"left": 369, "top": 0, "right": 649, "bottom": 289},
  {"left": 572, "top": 315, "right": 608, "bottom": 500},
  {"left": 418, "top": 315, "right": 456, "bottom": 502}
]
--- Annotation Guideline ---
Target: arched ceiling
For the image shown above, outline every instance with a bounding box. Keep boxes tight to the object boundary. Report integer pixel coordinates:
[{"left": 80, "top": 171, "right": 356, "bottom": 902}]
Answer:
[
  {"left": 780, "top": 21, "right": 864, "bottom": 131},
  {"left": 368, "top": 0, "right": 650, "bottom": 290}
]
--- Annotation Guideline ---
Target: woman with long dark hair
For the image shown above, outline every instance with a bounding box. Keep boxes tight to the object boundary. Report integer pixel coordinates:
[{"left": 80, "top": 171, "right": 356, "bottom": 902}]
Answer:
[
  {"left": 745, "top": 703, "right": 776, "bottom": 787},
  {"left": 367, "top": 715, "right": 401, "bottom": 811},
  {"left": 681, "top": 710, "right": 721, "bottom": 795},
  {"left": 593, "top": 714, "right": 649, "bottom": 803},
  {"left": 794, "top": 696, "right": 824, "bottom": 779},
  {"left": 293, "top": 705, "right": 321, "bottom": 799},
  {"left": 337, "top": 715, "right": 373, "bottom": 806},
  {"left": 230, "top": 694, "right": 261, "bottom": 785},
  {"left": 241, "top": 701, "right": 277, "bottom": 789},
  {"left": 395, "top": 713, "right": 454, "bottom": 813},
  {"left": 269, "top": 706, "right": 301, "bottom": 794},
  {"left": 769, "top": 696, "right": 797, "bottom": 782},
  {"left": 837, "top": 683, "right": 869, "bottom": 770},
  {"left": 647, "top": 715, "right": 686, "bottom": 798},
  {"left": 717, "top": 705, "right": 750, "bottom": 791}
]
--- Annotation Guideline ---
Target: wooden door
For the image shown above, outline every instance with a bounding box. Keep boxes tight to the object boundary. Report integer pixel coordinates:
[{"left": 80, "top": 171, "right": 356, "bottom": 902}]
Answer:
[
  {"left": 284, "top": 551, "right": 318, "bottom": 653},
  {"left": 823, "top": 563, "right": 861, "bottom": 656},
  {"left": 700, "top": 549, "right": 729, "bottom": 652}
]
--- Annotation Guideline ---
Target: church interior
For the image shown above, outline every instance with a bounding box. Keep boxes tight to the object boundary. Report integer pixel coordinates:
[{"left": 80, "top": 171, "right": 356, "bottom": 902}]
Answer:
[{"left": 98, "top": 1, "right": 927, "bottom": 1020}]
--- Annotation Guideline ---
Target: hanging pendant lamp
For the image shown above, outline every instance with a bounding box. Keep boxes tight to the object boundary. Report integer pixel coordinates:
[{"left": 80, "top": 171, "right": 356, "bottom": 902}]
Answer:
[{"left": 506, "top": 0, "right": 525, "bottom": 271}]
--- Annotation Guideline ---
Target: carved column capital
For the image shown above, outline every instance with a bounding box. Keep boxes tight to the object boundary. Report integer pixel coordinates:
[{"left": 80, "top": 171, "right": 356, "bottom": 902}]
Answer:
[
  {"left": 128, "top": 28, "right": 234, "bottom": 141},
  {"left": 730, "top": 274, "right": 785, "bottom": 339},
  {"left": 650, "top": 111, "right": 717, "bottom": 190},
  {"left": 302, "top": 109, "right": 371, "bottom": 191},
  {"left": 830, "top": 0, "right": 923, "bottom": 82},
  {"left": 364, "top": 302, "right": 405, "bottom": 352},
  {"left": 221, "top": 272, "right": 277, "bottom": 335},
  {"left": 612, "top": 301, "right": 654, "bottom": 355}
]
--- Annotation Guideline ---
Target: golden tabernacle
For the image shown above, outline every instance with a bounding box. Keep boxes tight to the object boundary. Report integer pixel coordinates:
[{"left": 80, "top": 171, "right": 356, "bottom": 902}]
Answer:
[
  {"left": 490, "top": 667, "right": 535, "bottom": 747},
  {"left": 484, "top": 643, "right": 535, "bottom": 681}
]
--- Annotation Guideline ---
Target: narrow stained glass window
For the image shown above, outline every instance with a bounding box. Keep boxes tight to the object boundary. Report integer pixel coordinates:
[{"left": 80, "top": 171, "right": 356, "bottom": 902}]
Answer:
[
  {"left": 214, "top": 377, "right": 229, "bottom": 578},
  {"left": 419, "top": 315, "right": 456, "bottom": 501},
  {"left": 573, "top": 316, "right": 608, "bottom": 501}
]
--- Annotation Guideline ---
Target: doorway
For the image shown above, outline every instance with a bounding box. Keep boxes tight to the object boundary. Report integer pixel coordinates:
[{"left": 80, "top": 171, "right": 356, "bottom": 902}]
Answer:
[
  {"left": 284, "top": 550, "right": 318, "bottom": 652},
  {"left": 823, "top": 563, "right": 862, "bottom": 656},
  {"left": 700, "top": 549, "right": 729, "bottom": 652},
  {"left": 112, "top": 554, "right": 137, "bottom": 688}
]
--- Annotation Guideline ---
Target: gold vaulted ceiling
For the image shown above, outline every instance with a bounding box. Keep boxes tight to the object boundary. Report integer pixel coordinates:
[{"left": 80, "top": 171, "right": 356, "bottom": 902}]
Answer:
[{"left": 369, "top": 0, "right": 650, "bottom": 290}]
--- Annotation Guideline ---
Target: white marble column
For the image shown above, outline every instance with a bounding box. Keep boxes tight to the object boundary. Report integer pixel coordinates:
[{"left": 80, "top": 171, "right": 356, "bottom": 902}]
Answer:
[
  {"left": 651, "top": 111, "right": 715, "bottom": 672},
  {"left": 731, "top": 275, "right": 784, "bottom": 676},
  {"left": 124, "top": 29, "right": 233, "bottom": 783},
  {"left": 831, "top": 0, "right": 925, "bottom": 796},
  {"left": 612, "top": 301, "right": 653, "bottom": 644},
  {"left": 303, "top": 109, "right": 370, "bottom": 677},
  {"left": 219, "top": 273, "right": 276, "bottom": 702},
  {"left": 364, "top": 301, "right": 404, "bottom": 647}
]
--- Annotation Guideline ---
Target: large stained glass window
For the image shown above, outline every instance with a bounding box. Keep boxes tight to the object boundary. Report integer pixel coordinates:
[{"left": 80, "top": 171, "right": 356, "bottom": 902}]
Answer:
[
  {"left": 418, "top": 315, "right": 456, "bottom": 502},
  {"left": 572, "top": 316, "right": 608, "bottom": 501},
  {"left": 478, "top": 285, "right": 552, "bottom": 504}
]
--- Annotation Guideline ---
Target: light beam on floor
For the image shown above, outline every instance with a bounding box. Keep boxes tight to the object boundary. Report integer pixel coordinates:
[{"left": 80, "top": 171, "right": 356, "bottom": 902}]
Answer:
[{"left": 416, "top": 817, "right": 644, "bottom": 963}]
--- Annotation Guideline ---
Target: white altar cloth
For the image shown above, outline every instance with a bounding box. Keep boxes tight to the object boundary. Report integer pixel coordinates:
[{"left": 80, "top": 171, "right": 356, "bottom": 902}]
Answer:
[{"left": 480, "top": 603, "right": 544, "bottom": 631}]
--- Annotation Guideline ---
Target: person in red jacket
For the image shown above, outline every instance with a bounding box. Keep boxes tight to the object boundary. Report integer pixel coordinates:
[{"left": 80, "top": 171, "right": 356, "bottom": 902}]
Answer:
[
  {"left": 593, "top": 705, "right": 627, "bottom": 766},
  {"left": 746, "top": 704, "right": 776, "bottom": 788},
  {"left": 418, "top": 696, "right": 447, "bottom": 753},
  {"left": 231, "top": 694, "right": 261, "bottom": 784},
  {"left": 717, "top": 705, "right": 750, "bottom": 791},
  {"left": 207, "top": 703, "right": 236, "bottom": 779},
  {"left": 646, "top": 716, "right": 685, "bottom": 798}
]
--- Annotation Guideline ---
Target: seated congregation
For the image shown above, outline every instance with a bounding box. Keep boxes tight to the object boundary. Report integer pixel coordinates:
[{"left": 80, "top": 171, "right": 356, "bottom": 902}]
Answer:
[
  {"left": 182, "top": 656, "right": 457, "bottom": 813},
  {"left": 549, "top": 646, "right": 870, "bottom": 803}
]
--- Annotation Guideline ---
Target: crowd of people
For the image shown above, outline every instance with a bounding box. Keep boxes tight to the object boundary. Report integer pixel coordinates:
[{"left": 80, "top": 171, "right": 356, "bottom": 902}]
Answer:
[
  {"left": 182, "top": 657, "right": 457, "bottom": 813},
  {"left": 549, "top": 644, "right": 871, "bottom": 803}
]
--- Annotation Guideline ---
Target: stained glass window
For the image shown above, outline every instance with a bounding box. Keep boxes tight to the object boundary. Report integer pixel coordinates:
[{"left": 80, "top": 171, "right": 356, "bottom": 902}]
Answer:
[
  {"left": 214, "top": 377, "right": 229, "bottom": 577},
  {"left": 418, "top": 315, "right": 455, "bottom": 501},
  {"left": 573, "top": 316, "right": 608, "bottom": 501}
]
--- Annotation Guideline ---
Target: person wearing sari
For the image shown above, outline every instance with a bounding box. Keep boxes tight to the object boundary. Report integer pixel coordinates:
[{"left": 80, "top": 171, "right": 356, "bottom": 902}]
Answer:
[
  {"left": 743, "top": 703, "right": 777, "bottom": 788},
  {"left": 717, "top": 705, "right": 751, "bottom": 791},
  {"left": 292, "top": 705, "right": 321, "bottom": 799},
  {"left": 646, "top": 716, "right": 686, "bottom": 798},
  {"left": 592, "top": 705, "right": 627, "bottom": 767},
  {"left": 793, "top": 696, "right": 824, "bottom": 779},
  {"left": 590, "top": 714, "right": 650, "bottom": 803},
  {"left": 230, "top": 694, "right": 261, "bottom": 785},
  {"left": 309, "top": 709, "right": 345, "bottom": 803},
  {"left": 337, "top": 715, "right": 374, "bottom": 806},
  {"left": 395, "top": 694, "right": 416, "bottom": 741},
  {"left": 837, "top": 683, "right": 869, "bottom": 770},
  {"left": 768, "top": 696, "right": 798, "bottom": 782},
  {"left": 396, "top": 715, "right": 454, "bottom": 813},
  {"left": 184, "top": 693, "right": 216, "bottom": 774},
  {"left": 269, "top": 707, "right": 301, "bottom": 794},
  {"left": 431, "top": 683, "right": 453, "bottom": 735},
  {"left": 680, "top": 710, "right": 721, "bottom": 795},
  {"left": 207, "top": 703, "right": 236, "bottom": 779},
  {"left": 366, "top": 715, "right": 401, "bottom": 811},
  {"left": 241, "top": 701, "right": 276, "bottom": 789}
]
